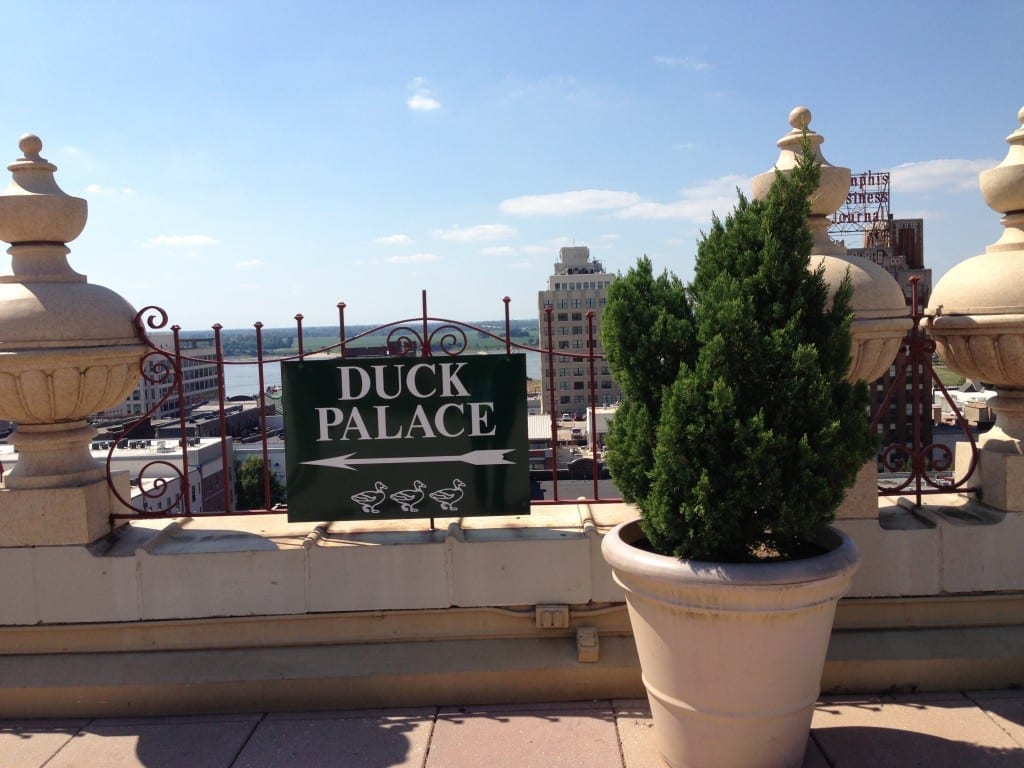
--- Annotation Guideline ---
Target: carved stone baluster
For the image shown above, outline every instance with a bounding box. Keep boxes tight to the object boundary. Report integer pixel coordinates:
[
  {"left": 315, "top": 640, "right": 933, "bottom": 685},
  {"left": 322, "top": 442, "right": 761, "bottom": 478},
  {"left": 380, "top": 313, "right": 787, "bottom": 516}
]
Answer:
[
  {"left": 928, "top": 107, "right": 1024, "bottom": 511},
  {"left": 0, "top": 135, "right": 146, "bottom": 545}
]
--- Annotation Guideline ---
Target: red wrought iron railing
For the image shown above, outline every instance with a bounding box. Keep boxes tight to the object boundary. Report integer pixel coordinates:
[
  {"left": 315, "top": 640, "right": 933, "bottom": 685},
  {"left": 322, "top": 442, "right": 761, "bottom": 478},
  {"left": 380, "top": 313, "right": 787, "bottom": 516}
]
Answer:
[
  {"left": 873, "top": 277, "right": 980, "bottom": 506},
  {"left": 104, "top": 291, "right": 620, "bottom": 520},
  {"left": 90, "top": 286, "right": 980, "bottom": 521}
]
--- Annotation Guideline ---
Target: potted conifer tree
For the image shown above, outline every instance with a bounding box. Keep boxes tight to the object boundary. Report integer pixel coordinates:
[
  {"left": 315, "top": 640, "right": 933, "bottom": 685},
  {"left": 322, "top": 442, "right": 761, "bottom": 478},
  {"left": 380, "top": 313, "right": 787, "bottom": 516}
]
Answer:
[{"left": 600, "top": 144, "right": 874, "bottom": 768}]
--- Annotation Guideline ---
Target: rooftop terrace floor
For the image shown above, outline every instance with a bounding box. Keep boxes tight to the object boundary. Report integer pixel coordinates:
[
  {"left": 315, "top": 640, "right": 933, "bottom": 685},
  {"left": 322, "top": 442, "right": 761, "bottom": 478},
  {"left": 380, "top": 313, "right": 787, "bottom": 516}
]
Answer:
[{"left": 3, "top": 689, "right": 1022, "bottom": 767}]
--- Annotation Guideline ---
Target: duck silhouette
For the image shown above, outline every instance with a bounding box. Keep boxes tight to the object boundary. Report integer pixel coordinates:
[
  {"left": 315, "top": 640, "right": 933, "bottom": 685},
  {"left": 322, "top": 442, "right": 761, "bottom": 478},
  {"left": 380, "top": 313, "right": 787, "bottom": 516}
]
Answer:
[
  {"left": 429, "top": 479, "right": 466, "bottom": 512},
  {"left": 351, "top": 481, "right": 387, "bottom": 514},
  {"left": 390, "top": 480, "right": 427, "bottom": 513}
]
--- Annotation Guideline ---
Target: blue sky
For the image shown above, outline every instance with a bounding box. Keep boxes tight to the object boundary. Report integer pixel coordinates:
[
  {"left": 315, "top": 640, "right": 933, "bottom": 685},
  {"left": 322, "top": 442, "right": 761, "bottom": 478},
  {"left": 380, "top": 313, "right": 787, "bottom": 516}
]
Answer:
[{"left": 3, "top": 1, "right": 1021, "bottom": 329}]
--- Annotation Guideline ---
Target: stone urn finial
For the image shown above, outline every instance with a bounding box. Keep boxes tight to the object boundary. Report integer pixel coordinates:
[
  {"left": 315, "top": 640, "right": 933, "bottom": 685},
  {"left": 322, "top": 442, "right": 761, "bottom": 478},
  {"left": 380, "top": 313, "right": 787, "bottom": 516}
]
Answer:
[
  {"left": 928, "top": 106, "right": 1024, "bottom": 456},
  {"left": 751, "top": 107, "right": 910, "bottom": 383},
  {"left": 0, "top": 134, "right": 145, "bottom": 509},
  {"left": 751, "top": 106, "right": 850, "bottom": 257}
]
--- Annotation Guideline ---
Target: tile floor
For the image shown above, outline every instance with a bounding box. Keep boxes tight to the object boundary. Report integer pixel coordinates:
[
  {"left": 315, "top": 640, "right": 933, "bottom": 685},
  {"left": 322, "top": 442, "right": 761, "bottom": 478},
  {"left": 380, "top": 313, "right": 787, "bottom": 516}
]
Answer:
[{"left": 1, "top": 691, "right": 1022, "bottom": 767}]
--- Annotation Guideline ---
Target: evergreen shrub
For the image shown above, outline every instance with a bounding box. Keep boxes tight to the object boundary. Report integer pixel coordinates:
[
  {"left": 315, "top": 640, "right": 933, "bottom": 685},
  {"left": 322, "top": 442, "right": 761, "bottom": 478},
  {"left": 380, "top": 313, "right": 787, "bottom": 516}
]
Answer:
[{"left": 601, "top": 145, "right": 875, "bottom": 562}]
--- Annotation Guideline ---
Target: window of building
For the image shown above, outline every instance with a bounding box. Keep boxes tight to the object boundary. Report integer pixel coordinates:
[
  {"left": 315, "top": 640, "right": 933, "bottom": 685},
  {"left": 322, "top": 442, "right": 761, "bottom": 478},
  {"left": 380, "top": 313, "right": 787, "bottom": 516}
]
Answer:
[
  {"left": 571, "top": 312, "right": 583, "bottom": 321},
  {"left": 573, "top": 382, "right": 585, "bottom": 390},
  {"left": 571, "top": 325, "right": 583, "bottom": 335},
  {"left": 557, "top": 312, "right": 568, "bottom": 321},
  {"left": 558, "top": 298, "right": 568, "bottom": 308},
  {"left": 558, "top": 341, "right": 570, "bottom": 349},
  {"left": 571, "top": 298, "right": 581, "bottom": 308},
  {"left": 574, "top": 367, "right": 585, "bottom": 376}
]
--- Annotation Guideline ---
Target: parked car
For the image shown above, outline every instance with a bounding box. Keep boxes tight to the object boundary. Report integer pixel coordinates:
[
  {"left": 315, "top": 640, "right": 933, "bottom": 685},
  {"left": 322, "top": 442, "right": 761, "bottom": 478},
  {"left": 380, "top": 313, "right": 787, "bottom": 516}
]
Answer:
[
  {"left": 567, "top": 457, "right": 608, "bottom": 479},
  {"left": 570, "top": 427, "right": 585, "bottom": 444},
  {"left": 561, "top": 413, "right": 573, "bottom": 422}
]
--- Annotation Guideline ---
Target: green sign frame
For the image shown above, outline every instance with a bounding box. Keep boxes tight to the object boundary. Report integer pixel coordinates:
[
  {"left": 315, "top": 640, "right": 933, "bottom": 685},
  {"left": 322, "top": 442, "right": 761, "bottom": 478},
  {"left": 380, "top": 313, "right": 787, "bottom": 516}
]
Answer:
[{"left": 283, "top": 354, "right": 529, "bottom": 522}]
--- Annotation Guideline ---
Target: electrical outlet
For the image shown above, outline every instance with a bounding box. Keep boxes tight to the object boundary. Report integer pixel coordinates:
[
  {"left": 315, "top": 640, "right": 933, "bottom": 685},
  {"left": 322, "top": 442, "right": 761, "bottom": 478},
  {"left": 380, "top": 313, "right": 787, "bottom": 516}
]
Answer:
[{"left": 535, "top": 604, "right": 570, "bottom": 629}]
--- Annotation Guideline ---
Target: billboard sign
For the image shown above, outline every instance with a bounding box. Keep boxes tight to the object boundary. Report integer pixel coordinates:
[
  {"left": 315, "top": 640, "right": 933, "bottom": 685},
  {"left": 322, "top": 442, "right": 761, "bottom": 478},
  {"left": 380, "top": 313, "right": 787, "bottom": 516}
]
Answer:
[
  {"left": 283, "top": 354, "right": 529, "bottom": 522},
  {"left": 830, "top": 170, "right": 891, "bottom": 236}
]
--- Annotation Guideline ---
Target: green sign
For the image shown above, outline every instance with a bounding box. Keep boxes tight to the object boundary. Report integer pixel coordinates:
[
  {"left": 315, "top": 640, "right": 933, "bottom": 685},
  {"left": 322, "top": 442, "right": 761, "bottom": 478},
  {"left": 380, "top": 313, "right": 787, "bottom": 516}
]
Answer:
[{"left": 283, "top": 354, "right": 529, "bottom": 522}]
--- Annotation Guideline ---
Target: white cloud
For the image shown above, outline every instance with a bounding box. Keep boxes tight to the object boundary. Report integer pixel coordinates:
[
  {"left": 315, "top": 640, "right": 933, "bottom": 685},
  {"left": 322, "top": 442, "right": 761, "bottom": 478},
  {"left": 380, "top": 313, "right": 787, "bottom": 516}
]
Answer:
[
  {"left": 375, "top": 234, "right": 414, "bottom": 245},
  {"left": 500, "top": 189, "right": 642, "bottom": 216},
  {"left": 235, "top": 259, "right": 263, "bottom": 268},
  {"left": 434, "top": 224, "right": 517, "bottom": 242},
  {"left": 408, "top": 76, "right": 441, "bottom": 111},
  {"left": 86, "top": 183, "right": 137, "bottom": 196},
  {"left": 889, "top": 158, "right": 993, "bottom": 195},
  {"left": 600, "top": 233, "right": 621, "bottom": 240},
  {"left": 481, "top": 246, "right": 517, "bottom": 256},
  {"left": 143, "top": 234, "right": 219, "bottom": 247},
  {"left": 616, "top": 175, "right": 747, "bottom": 222},
  {"left": 408, "top": 93, "right": 441, "bottom": 111},
  {"left": 655, "top": 55, "right": 711, "bottom": 71},
  {"left": 385, "top": 252, "right": 438, "bottom": 264}
]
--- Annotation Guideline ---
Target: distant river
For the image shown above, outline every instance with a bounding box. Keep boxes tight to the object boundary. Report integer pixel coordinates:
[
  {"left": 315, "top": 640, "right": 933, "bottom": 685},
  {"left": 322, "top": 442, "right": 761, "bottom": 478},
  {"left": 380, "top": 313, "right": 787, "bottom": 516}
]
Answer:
[{"left": 223, "top": 351, "right": 542, "bottom": 399}]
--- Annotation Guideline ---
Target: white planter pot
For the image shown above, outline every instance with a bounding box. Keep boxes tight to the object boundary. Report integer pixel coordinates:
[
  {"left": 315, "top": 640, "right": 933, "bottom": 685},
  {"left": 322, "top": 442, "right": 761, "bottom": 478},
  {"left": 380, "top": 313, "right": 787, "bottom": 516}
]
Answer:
[{"left": 602, "top": 519, "right": 860, "bottom": 768}]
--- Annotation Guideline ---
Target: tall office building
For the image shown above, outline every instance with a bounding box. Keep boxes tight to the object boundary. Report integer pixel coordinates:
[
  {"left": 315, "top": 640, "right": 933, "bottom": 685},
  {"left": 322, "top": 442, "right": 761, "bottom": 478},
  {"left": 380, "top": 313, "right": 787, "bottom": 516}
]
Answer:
[{"left": 537, "top": 246, "right": 620, "bottom": 415}]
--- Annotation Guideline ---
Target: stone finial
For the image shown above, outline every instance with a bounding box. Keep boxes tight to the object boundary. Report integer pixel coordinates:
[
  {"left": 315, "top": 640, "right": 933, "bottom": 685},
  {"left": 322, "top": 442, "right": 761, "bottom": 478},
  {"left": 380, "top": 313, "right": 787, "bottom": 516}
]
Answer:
[
  {"left": 751, "top": 106, "right": 850, "bottom": 227},
  {"left": 751, "top": 107, "right": 909, "bottom": 385},
  {"left": 929, "top": 106, "right": 1024, "bottom": 320},
  {"left": 0, "top": 134, "right": 87, "bottom": 245},
  {"left": 979, "top": 106, "right": 1024, "bottom": 251}
]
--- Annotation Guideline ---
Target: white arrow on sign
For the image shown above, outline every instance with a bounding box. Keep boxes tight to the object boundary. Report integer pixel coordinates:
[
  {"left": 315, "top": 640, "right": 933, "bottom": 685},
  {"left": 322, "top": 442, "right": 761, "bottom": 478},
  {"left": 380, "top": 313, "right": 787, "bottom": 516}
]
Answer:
[{"left": 303, "top": 449, "right": 515, "bottom": 471}]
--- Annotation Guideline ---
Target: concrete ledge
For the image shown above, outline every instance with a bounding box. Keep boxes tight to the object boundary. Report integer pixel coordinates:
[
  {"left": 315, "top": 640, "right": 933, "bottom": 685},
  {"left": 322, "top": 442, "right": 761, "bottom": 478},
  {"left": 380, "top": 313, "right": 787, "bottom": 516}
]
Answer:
[
  {"left": 1, "top": 622, "right": 1022, "bottom": 719},
  {"left": 0, "top": 604, "right": 635, "bottom": 655},
  {"left": 0, "top": 637, "right": 646, "bottom": 719},
  {"left": 0, "top": 594, "right": 1022, "bottom": 717},
  {"left": 824, "top": 626, "right": 1024, "bottom": 694},
  {"left": 4, "top": 498, "right": 1024, "bottom": 625}
]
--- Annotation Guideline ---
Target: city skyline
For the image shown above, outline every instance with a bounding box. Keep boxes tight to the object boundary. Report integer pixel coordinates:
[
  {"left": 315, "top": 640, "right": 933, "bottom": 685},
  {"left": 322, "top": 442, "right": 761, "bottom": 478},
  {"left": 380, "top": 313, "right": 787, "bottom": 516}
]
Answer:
[{"left": 3, "top": 1, "right": 1021, "bottom": 329}]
